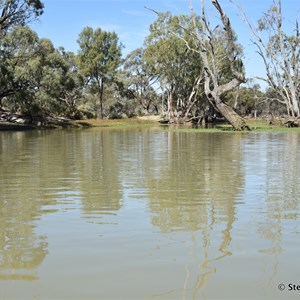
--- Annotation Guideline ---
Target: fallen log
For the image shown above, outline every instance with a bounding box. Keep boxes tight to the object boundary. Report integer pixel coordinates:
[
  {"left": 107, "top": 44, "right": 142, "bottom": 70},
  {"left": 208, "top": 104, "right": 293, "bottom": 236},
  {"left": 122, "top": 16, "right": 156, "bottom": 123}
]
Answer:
[{"left": 285, "top": 116, "right": 300, "bottom": 128}]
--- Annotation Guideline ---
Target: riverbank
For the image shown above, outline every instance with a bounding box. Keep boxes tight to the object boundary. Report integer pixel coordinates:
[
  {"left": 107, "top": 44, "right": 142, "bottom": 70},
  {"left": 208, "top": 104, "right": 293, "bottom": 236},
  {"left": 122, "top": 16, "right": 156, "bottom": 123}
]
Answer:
[
  {"left": 71, "top": 117, "right": 300, "bottom": 132},
  {"left": 0, "top": 110, "right": 78, "bottom": 131},
  {"left": 0, "top": 114, "right": 161, "bottom": 131},
  {"left": 0, "top": 117, "right": 75, "bottom": 131},
  {"left": 72, "top": 116, "right": 161, "bottom": 128},
  {"left": 1, "top": 113, "right": 300, "bottom": 132}
]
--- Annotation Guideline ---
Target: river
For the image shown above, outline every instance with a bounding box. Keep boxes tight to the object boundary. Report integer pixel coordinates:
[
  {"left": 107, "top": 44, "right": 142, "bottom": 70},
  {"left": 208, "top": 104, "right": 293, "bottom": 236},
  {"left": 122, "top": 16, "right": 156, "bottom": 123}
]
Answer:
[{"left": 0, "top": 127, "right": 300, "bottom": 299}]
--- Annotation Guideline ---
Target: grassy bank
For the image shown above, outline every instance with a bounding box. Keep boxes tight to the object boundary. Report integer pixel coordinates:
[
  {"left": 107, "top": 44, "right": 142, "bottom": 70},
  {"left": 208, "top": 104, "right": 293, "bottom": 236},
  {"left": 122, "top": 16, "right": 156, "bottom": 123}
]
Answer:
[
  {"left": 71, "top": 117, "right": 160, "bottom": 128},
  {"left": 172, "top": 118, "right": 300, "bottom": 133},
  {"left": 2, "top": 116, "right": 300, "bottom": 132},
  {"left": 0, "top": 116, "right": 160, "bottom": 131},
  {"left": 241, "top": 118, "right": 300, "bottom": 132},
  {"left": 71, "top": 117, "right": 300, "bottom": 132}
]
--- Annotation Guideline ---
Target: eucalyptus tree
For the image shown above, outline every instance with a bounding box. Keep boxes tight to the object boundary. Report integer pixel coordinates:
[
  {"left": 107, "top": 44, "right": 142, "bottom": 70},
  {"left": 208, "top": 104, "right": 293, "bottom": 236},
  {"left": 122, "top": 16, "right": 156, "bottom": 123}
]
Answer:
[
  {"left": 54, "top": 48, "right": 84, "bottom": 116},
  {"left": 0, "top": 0, "right": 43, "bottom": 34},
  {"left": 238, "top": 0, "right": 300, "bottom": 119},
  {"left": 1, "top": 28, "right": 82, "bottom": 115},
  {"left": 77, "top": 27, "right": 123, "bottom": 118},
  {"left": 189, "top": 0, "right": 250, "bottom": 130},
  {"left": 0, "top": 0, "right": 44, "bottom": 109},
  {"left": 26, "top": 44, "right": 84, "bottom": 116},
  {"left": 30, "top": 41, "right": 84, "bottom": 116},
  {"left": 224, "top": 83, "right": 264, "bottom": 117},
  {"left": 122, "top": 48, "right": 159, "bottom": 115},
  {"left": 0, "top": 25, "right": 39, "bottom": 110},
  {"left": 144, "top": 12, "right": 203, "bottom": 122}
]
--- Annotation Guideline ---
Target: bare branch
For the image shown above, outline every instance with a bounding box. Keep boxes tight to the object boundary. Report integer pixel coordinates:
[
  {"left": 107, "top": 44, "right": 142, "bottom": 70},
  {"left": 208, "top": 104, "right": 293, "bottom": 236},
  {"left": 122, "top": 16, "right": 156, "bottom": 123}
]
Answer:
[
  {"left": 232, "top": 0, "right": 300, "bottom": 116},
  {"left": 144, "top": 6, "right": 160, "bottom": 16},
  {"left": 212, "top": 0, "right": 246, "bottom": 83}
]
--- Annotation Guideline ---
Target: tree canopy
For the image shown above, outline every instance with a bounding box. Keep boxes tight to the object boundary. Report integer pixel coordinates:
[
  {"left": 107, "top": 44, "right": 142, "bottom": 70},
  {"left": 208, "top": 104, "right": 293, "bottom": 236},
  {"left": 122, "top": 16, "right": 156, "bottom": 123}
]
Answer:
[
  {"left": 0, "top": 0, "right": 43, "bottom": 33},
  {"left": 144, "top": 12, "right": 204, "bottom": 121},
  {"left": 0, "top": 0, "right": 298, "bottom": 128},
  {"left": 77, "top": 27, "right": 123, "bottom": 118}
]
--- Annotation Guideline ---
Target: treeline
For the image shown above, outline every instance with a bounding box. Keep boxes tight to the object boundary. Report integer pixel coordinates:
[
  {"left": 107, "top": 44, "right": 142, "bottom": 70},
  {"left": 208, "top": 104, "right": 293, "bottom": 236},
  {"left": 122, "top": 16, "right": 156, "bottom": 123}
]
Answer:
[{"left": 0, "top": 1, "right": 299, "bottom": 128}]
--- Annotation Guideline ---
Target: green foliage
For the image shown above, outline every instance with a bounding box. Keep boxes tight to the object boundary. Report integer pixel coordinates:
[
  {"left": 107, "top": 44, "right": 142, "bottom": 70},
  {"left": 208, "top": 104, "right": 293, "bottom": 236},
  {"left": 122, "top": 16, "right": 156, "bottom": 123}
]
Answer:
[
  {"left": 77, "top": 27, "right": 123, "bottom": 118},
  {"left": 56, "top": 48, "right": 85, "bottom": 116},
  {"left": 0, "top": 26, "right": 39, "bottom": 109},
  {"left": 144, "top": 12, "right": 200, "bottom": 84},
  {"left": 0, "top": 1, "right": 295, "bottom": 121},
  {"left": 224, "top": 84, "right": 263, "bottom": 116},
  {"left": 0, "top": 0, "right": 43, "bottom": 34},
  {"left": 122, "top": 48, "right": 159, "bottom": 115},
  {"left": 207, "top": 27, "right": 245, "bottom": 85},
  {"left": 143, "top": 12, "right": 204, "bottom": 119},
  {"left": 0, "top": 25, "right": 83, "bottom": 116}
]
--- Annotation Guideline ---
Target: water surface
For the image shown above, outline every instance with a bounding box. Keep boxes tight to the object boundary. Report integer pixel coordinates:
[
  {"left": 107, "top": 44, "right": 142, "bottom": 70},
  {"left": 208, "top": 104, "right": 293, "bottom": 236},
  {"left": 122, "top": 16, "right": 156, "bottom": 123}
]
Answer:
[{"left": 0, "top": 128, "right": 300, "bottom": 299}]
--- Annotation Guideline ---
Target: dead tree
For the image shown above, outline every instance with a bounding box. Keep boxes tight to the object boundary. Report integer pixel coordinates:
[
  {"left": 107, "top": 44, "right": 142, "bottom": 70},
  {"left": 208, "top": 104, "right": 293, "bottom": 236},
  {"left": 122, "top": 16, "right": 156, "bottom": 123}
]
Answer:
[
  {"left": 190, "top": 0, "right": 250, "bottom": 130},
  {"left": 235, "top": 0, "right": 300, "bottom": 118}
]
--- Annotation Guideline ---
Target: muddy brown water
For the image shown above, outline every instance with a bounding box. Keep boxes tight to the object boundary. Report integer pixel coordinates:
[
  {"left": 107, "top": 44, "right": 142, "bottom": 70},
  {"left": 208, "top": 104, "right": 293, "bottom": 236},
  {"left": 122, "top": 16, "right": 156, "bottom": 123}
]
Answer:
[{"left": 1, "top": 128, "right": 300, "bottom": 299}]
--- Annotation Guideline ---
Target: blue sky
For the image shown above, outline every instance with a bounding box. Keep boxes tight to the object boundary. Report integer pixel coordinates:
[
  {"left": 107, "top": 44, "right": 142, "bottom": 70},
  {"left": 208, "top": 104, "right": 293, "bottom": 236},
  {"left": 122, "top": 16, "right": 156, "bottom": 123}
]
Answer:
[{"left": 32, "top": 0, "right": 300, "bottom": 85}]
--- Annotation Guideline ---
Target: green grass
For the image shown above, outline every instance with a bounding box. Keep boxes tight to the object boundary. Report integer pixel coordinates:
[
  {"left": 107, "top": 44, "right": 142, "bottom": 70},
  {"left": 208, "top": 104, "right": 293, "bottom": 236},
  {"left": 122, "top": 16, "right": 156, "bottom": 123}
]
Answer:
[
  {"left": 71, "top": 117, "right": 300, "bottom": 133},
  {"left": 173, "top": 119, "right": 300, "bottom": 133},
  {"left": 246, "top": 119, "right": 300, "bottom": 132},
  {"left": 71, "top": 118, "right": 158, "bottom": 128}
]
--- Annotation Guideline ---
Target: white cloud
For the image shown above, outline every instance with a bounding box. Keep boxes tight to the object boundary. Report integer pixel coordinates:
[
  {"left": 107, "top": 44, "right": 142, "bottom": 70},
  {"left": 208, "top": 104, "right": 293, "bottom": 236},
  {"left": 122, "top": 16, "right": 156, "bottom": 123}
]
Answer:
[
  {"left": 85, "top": 22, "right": 122, "bottom": 33},
  {"left": 122, "top": 9, "right": 151, "bottom": 17}
]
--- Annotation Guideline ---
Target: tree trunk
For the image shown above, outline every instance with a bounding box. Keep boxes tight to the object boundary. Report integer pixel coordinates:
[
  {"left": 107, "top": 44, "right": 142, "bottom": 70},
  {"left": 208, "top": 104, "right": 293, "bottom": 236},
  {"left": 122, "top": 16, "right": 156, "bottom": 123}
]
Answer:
[
  {"left": 167, "top": 85, "right": 176, "bottom": 121},
  {"left": 290, "top": 89, "right": 300, "bottom": 117},
  {"left": 98, "top": 79, "right": 104, "bottom": 119},
  {"left": 239, "top": 0, "right": 300, "bottom": 120},
  {"left": 209, "top": 94, "right": 250, "bottom": 130},
  {"left": 195, "top": 0, "right": 250, "bottom": 130},
  {"left": 182, "top": 75, "right": 202, "bottom": 121}
]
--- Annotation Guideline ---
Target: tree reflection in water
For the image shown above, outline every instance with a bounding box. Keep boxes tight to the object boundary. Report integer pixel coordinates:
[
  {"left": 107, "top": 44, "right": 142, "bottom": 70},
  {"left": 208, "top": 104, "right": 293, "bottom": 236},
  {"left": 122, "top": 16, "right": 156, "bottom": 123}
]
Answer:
[
  {"left": 135, "top": 132, "right": 244, "bottom": 298},
  {"left": 1, "top": 129, "right": 300, "bottom": 299},
  {"left": 0, "top": 132, "right": 50, "bottom": 280}
]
